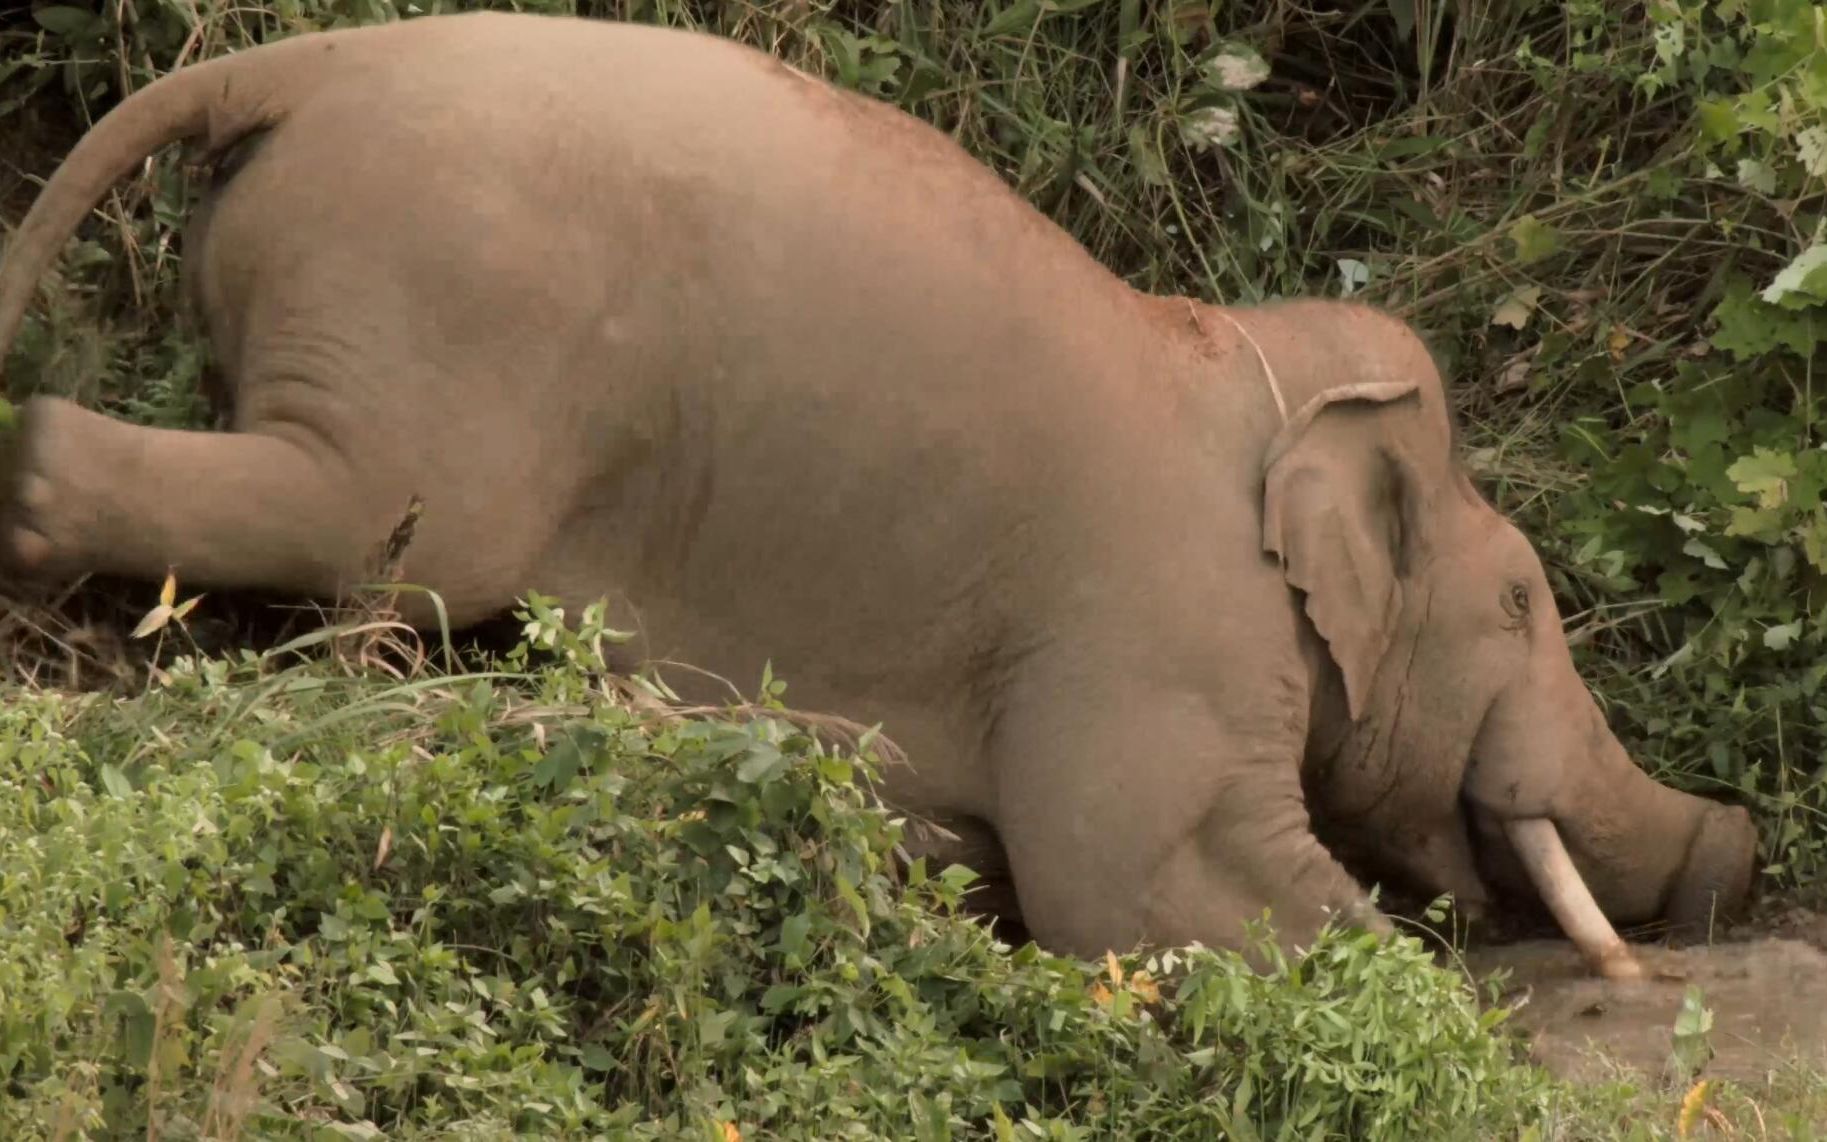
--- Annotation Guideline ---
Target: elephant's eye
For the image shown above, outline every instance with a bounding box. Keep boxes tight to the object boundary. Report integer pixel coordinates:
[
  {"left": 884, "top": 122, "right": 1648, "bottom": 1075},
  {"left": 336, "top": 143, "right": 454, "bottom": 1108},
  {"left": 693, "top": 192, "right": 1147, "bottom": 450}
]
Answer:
[{"left": 1501, "top": 583, "right": 1531, "bottom": 629}]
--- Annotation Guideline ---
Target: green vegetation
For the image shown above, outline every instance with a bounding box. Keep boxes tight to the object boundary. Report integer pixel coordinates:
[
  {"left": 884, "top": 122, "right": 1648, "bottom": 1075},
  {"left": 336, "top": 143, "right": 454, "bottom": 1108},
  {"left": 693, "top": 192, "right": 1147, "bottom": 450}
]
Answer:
[
  {"left": 5, "top": 0, "right": 1827, "bottom": 1136},
  {"left": 0, "top": 608, "right": 1588, "bottom": 1138}
]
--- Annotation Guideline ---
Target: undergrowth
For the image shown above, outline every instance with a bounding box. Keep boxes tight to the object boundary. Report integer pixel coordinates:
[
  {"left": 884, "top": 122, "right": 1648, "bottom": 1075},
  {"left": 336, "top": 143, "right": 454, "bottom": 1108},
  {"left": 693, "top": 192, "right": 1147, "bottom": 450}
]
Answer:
[{"left": 0, "top": 607, "right": 1599, "bottom": 1139}]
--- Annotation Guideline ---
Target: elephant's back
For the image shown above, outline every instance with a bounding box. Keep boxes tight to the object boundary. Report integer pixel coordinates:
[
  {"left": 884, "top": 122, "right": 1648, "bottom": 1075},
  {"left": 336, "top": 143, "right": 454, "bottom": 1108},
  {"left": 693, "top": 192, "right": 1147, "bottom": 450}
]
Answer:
[{"left": 185, "top": 11, "right": 1245, "bottom": 708}]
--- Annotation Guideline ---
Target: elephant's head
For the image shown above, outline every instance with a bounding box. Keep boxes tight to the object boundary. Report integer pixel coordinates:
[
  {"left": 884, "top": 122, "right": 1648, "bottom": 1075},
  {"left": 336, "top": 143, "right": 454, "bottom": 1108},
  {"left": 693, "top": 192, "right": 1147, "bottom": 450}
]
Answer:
[{"left": 1247, "top": 304, "right": 1758, "bottom": 978}]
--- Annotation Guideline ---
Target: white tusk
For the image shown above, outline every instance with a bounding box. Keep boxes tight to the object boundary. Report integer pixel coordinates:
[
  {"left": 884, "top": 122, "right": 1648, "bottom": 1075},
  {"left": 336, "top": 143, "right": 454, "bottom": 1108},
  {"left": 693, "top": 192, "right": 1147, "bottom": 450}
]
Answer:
[{"left": 1504, "top": 817, "right": 1645, "bottom": 981}]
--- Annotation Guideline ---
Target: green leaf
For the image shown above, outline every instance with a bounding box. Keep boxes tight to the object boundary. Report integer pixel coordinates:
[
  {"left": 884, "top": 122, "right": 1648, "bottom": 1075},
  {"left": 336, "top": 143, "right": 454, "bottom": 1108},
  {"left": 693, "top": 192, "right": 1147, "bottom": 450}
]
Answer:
[
  {"left": 679, "top": 821, "right": 722, "bottom": 857},
  {"left": 1670, "top": 984, "right": 1715, "bottom": 1077},
  {"left": 365, "top": 961, "right": 399, "bottom": 986},
  {"left": 1508, "top": 214, "right": 1560, "bottom": 265},
  {"left": 118, "top": 1005, "right": 158, "bottom": 1069},
  {"left": 1127, "top": 124, "right": 1169, "bottom": 187},
  {"left": 1683, "top": 537, "right": 1729, "bottom": 570},
  {"left": 1764, "top": 621, "right": 1802, "bottom": 651},
  {"left": 1798, "top": 127, "right": 1827, "bottom": 176},
  {"left": 1336, "top": 258, "right": 1370, "bottom": 296},
  {"left": 1696, "top": 98, "right": 1741, "bottom": 145},
  {"left": 992, "top": 1103, "right": 1017, "bottom": 1142},
  {"left": 1737, "top": 158, "right": 1778, "bottom": 193},
  {"left": 834, "top": 872, "right": 871, "bottom": 939},
  {"left": 98, "top": 764, "right": 133, "bottom": 798},
  {"left": 1735, "top": 89, "right": 1782, "bottom": 134},
  {"left": 1727, "top": 447, "right": 1798, "bottom": 509},
  {"left": 532, "top": 737, "right": 583, "bottom": 790},
  {"left": 31, "top": 6, "right": 98, "bottom": 36},
  {"left": 736, "top": 741, "right": 787, "bottom": 784},
  {"left": 982, "top": 0, "right": 1041, "bottom": 36},
  {"left": 1711, "top": 276, "right": 1823, "bottom": 358},
  {"left": 779, "top": 912, "right": 812, "bottom": 960},
  {"left": 1726, "top": 505, "right": 1786, "bottom": 540},
  {"left": 1761, "top": 243, "right": 1827, "bottom": 308},
  {"left": 1804, "top": 514, "right": 1827, "bottom": 570},
  {"left": 1490, "top": 284, "right": 1542, "bottom": 329},
  {"left": 1385, "top": 0, "right": 1415, "bottom": 41}
]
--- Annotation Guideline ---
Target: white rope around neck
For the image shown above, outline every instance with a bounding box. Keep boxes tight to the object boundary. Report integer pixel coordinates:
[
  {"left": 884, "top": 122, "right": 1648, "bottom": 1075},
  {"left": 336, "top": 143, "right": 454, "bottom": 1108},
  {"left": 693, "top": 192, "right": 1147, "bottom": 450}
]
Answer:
[{"left": 1202, "top": 304, "right": 1288, "bottom": 424}]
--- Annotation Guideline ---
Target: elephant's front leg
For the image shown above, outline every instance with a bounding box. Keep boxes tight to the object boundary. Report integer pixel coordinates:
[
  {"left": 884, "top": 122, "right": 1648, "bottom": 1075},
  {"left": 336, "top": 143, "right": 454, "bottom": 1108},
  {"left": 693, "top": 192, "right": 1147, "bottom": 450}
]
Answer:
[
  {"left": 0, "top": 394, "right": 388, "bottom": 599},
  {"left": 1139, "top": 794, "right": 1394, "bottom": 959},
  {"left": 1322, "top": 807, "right": 1494, "bottom": 929},
  {"left": 989, "top": 667, "right": 1388, "bottom": 962}
]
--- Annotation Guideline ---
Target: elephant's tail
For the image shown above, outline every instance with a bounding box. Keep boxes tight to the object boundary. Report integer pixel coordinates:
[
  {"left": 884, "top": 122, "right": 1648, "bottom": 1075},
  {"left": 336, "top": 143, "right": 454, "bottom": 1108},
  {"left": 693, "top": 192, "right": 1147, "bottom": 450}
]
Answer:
[{"left": 0, "top": 22, "right": 391, "bottom": 375}]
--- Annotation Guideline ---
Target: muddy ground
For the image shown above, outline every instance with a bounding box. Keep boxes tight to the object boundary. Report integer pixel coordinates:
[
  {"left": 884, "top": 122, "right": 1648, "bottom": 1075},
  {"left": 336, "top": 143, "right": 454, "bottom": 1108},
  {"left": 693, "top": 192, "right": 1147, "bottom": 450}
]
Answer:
[{"left": 1462, "top": 902, "right": 1827, "bottom": 1085}]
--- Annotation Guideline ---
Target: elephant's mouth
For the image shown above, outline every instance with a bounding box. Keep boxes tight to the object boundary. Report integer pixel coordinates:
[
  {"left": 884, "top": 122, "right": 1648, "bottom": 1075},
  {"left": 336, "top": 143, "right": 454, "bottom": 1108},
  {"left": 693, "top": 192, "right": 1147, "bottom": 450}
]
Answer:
[
  {"left": 1441, "top": 796, "right": 1651, "bottom": 981},
  {"left": 1487, "top": 816, "right": 1646, "bottom": 980},
  {"left": 1454, "top": 742, "right": 1759, "bottom": 978},
  {"left": 1312, "top": 799, "right": 1647, "bottom": 978}
]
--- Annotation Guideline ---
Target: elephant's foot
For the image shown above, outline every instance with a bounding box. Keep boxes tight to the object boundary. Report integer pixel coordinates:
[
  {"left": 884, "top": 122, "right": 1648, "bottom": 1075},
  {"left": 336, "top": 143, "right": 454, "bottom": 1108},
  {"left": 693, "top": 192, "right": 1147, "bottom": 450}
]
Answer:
[
  {"left": 0, "top": 396, "right": 83, "bottom": 575},
  {"left": 0, "top": 394, "right": 377, "bottom": 598},
  {"left": 1505, "top": 818, "right": 1645, "bottom": 981}
]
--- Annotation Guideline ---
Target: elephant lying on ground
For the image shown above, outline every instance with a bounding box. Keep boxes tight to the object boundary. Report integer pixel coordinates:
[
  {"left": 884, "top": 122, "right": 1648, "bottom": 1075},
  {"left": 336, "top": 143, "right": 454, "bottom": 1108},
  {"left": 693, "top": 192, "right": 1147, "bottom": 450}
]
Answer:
[{"left": 0, "top": 11, "right": 1757, "bottom": 978}]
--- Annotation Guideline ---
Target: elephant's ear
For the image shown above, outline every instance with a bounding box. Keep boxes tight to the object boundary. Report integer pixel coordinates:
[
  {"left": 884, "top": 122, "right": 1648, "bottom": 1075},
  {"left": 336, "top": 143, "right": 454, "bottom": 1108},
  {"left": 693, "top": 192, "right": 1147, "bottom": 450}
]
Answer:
[{"left": 1261, "top": 380, "right": 1425, "bottom": 722}]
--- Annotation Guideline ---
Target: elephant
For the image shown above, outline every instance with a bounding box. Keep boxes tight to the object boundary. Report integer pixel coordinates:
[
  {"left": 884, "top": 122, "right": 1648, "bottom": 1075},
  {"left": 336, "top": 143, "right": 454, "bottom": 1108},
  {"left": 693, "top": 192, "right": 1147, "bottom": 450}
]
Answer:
[{"left": 0, "top": 11, "right": 1758, "bottom": 978}]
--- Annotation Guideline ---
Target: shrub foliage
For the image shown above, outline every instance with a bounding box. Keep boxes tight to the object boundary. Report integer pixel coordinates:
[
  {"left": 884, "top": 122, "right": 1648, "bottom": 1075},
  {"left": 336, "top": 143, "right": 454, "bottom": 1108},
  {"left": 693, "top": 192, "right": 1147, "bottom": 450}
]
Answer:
[{"left": 0, "top": 613, "right": 1566, "bottom": 1137}]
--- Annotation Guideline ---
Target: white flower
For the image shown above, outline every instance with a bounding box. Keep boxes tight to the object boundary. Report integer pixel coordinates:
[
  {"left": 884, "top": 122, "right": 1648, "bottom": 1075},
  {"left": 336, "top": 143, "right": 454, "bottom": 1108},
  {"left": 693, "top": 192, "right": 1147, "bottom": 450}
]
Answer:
[
  {"left": 1181, "top": 106, "right": 1241, "bottom": 150},
  {"left": 1207, "top": 45, "right": 1270, "bottom": 91}
]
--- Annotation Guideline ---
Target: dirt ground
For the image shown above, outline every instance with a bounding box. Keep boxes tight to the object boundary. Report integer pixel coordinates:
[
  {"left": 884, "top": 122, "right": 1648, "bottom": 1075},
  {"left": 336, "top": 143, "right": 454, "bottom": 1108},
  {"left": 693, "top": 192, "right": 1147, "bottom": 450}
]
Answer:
[{"left": 1463, "top": 902, "right": 1827, "bottom": 1084}]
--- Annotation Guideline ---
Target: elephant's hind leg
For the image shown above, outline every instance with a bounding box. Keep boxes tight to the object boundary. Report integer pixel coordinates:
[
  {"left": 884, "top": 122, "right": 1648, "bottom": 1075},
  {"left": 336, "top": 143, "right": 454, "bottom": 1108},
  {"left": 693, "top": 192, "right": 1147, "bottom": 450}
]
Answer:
[{"left": 0, "top": 394, "right": 390, "bottom": 601}]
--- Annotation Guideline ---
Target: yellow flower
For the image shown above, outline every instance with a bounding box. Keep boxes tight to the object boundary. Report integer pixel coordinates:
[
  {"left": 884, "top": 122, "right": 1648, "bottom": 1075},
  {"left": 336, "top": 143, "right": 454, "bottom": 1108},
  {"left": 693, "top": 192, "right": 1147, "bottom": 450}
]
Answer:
[{"left": 1676, "top": 1079, "right": 1709, "bottom": 1139}]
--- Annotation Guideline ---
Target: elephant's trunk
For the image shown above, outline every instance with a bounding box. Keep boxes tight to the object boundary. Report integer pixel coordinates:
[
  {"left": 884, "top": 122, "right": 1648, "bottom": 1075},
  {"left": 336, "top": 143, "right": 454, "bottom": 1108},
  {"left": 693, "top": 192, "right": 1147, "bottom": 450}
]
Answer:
[
  {"left": 1467, "top": 692, "right": 1758, "bottom": 976},
  {"left": 1549, "top": 723, "right": 1759, "bottom": 941}
]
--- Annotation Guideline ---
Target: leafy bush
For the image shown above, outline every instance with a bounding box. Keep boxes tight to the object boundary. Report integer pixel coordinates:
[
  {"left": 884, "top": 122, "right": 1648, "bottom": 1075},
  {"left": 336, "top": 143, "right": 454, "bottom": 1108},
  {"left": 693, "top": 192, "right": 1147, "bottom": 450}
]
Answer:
[
  {"left": 1523, "top": 0, "right": 1827, "bottom": 881},
  {"left": 0, "top": 618, "right": 1577, "bottom": 1138}
]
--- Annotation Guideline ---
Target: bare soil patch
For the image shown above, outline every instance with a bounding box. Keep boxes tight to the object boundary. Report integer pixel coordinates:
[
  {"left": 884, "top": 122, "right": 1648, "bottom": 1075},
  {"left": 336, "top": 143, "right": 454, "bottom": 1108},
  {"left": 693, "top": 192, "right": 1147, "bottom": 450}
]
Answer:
[{"left": 1465, "top": 905, "right": 1827, "bottom": 1084}]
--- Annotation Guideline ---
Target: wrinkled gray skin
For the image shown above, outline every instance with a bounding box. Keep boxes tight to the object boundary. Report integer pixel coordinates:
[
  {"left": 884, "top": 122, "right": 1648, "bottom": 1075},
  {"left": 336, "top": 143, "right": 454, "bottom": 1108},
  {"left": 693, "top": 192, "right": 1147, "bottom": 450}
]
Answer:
[{"left": 0, "top": 12, "right": 1757, "bottom": 967}]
